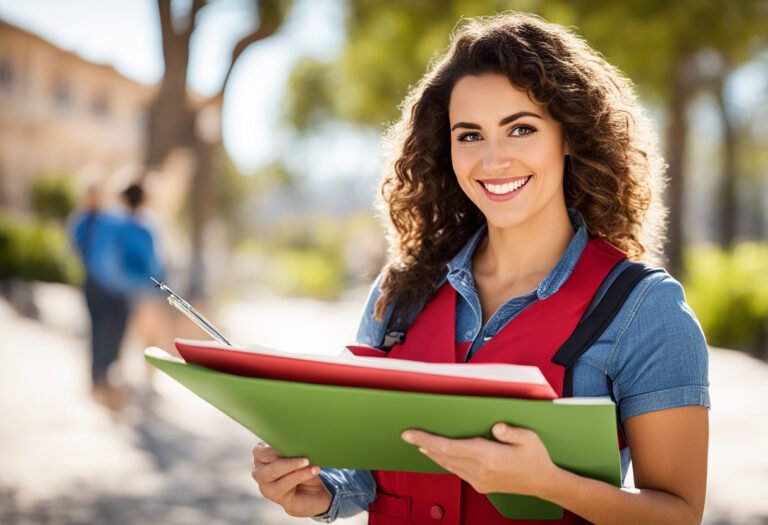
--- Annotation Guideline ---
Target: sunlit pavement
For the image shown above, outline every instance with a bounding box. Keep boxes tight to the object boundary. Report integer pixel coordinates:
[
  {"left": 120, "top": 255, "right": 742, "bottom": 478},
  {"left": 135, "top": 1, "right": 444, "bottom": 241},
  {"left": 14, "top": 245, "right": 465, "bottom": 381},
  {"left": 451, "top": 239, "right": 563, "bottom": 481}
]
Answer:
[{"left": 0, "top": 283, "right": 766, "bottom": 525}]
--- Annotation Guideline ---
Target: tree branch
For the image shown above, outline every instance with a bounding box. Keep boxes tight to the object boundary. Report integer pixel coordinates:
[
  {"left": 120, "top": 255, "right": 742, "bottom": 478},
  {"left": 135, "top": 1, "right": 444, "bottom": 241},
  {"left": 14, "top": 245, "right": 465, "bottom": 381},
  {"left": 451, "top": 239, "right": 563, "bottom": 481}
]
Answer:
[
  {"left": 215, "top": 0, "right": 287, "bottom": 103},
  {"left": 157, "top": 0, "right": 176, "bottom": 61},
  {"left": 183, "top": 0, "right": 209, "bottom": 41}
]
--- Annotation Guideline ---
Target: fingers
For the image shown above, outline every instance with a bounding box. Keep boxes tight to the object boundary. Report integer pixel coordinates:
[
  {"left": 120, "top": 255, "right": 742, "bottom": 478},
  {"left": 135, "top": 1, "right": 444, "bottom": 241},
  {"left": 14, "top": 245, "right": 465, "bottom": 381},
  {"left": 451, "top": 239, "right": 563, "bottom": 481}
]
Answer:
[
  {"left": 252, "top": 441, "right": 283, "bottom": 466},
  {"left": 252, "top": 456, "right": 325, "bottom": 509},
  {"left": 491, "top": 424, "right": 537, "bottom": 444},
  {"left": 402, "top": 430, "right": 486, "bottom": 458},
  {"left": 253, "top": 456, "right": 312, "bottom": 483},
  {"left": 269, "top": 464, "right": 323, "bottom": 500}
]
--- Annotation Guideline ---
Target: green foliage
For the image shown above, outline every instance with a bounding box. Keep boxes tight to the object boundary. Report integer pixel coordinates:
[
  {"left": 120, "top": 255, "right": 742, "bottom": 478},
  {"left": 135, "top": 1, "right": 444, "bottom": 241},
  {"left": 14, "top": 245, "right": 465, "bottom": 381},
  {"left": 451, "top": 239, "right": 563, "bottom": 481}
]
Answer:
[
  {"left": 234, "top": 212, "right": 384, "bottom": 299},
  {"left": 213, "top": 152, "right": 249, "bottom": 221},
  {"left": 684, "top": 242, "right": 768, "bottom": 353},
  {"left": 29, "top": 173, "right": 78, "bottom": 222},
  {"left": 285, "top": 0, "right": 531, "bottom": 130},
  {"left": 250, "top": 161, "right": 298, "bottom": 191},
  {"left": 0, "top": 215, "right": 83, "bottom": 284},
  {"left": 285, "top": 0, "right": 768, "bottom": 127},
  {"left": 284, "top": 58, "right": 336, "bottom": 130},
  {"left": 270, "top": 247, "right": 344, "bottom": 300},
  {"left": 560, "top": 0, "right": 768, "bottom": 102},
  {"left": 242, "top": 213, "right": 346, "bottom": 299}
]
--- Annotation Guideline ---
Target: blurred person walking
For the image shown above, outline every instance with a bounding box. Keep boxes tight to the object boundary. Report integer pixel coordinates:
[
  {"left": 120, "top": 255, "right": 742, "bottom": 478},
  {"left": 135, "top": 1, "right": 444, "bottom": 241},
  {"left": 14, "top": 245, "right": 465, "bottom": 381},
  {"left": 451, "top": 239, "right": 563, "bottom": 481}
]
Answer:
[
  {"left": 70, "top": 182, "right": 168, "bottom": 409},
  {"left": 69, "top": 183, "right": 130, "bottom": 409},
  {"left": 115, "top": 183, "right": 170, "bottom": 393}
]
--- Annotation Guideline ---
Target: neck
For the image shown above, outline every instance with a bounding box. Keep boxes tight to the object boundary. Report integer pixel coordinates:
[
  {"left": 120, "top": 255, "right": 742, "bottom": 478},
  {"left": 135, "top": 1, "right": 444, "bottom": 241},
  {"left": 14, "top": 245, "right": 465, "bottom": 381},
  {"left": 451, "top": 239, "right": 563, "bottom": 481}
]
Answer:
[{"left": 474, "top": 205, "right": 575, "bottom": 284}]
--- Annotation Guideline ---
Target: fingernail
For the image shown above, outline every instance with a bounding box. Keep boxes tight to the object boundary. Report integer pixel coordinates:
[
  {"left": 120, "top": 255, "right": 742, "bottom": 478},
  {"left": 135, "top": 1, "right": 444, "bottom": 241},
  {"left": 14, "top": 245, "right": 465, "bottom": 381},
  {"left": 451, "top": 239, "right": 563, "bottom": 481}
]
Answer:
[
  {"left": 493, "top": 423, "right": 506, "bottom": 434},
  {"left": 300, "top": 458, "right": 310, "bottom": 467},
  {"left": 402, "top": 432, "right": 413, "bottom": 443},
  {"left": 310, "top": 466, "right": 320, "bottom": 475},
  {"left": 419, "top": 447, "right": 428, "bottom": 455}
]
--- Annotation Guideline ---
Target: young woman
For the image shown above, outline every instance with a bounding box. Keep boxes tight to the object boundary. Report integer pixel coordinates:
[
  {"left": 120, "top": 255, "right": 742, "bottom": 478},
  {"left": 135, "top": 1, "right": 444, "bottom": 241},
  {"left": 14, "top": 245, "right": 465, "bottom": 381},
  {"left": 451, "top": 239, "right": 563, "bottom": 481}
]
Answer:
[{"left": 251, "top": 12, "right": 709, "bottom": 524}]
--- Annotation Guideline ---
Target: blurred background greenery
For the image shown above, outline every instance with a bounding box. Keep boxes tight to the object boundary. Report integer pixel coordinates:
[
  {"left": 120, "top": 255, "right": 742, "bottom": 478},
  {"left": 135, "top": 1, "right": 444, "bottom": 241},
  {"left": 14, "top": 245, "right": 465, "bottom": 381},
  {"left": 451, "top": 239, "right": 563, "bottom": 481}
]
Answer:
[{"left": 0, "top": 0, "right": 767, "bottom": 356}]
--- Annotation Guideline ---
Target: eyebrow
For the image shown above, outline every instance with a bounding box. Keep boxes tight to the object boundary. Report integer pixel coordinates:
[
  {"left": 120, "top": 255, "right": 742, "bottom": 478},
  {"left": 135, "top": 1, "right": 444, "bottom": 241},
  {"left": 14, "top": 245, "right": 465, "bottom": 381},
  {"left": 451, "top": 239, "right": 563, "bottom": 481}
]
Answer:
[{"left": 450, "top": 111, "right": 543, "bottom": 132}]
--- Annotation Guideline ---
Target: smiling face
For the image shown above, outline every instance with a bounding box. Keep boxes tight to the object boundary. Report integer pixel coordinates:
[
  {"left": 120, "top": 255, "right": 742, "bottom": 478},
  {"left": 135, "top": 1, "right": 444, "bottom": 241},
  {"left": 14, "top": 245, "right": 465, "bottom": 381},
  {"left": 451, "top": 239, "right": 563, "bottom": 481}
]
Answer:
[{"left": 449, "top": 74, "right": 569, "bottom": 231}]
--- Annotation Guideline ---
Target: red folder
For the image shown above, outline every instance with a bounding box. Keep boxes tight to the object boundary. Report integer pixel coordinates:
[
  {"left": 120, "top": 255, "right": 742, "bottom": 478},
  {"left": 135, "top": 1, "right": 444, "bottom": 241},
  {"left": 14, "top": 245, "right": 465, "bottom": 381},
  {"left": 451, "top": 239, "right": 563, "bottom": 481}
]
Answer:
[{"left": 175, "top": 339, "right": 557, "bottom": 400}]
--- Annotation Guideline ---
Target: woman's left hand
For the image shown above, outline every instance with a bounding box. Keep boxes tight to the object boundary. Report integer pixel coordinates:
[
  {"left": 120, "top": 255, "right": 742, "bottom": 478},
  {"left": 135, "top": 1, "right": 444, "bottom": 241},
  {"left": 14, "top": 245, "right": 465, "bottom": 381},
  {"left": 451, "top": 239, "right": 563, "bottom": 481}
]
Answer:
[{"left": 402, "top": 423, "right": 559, "bottom": 497}]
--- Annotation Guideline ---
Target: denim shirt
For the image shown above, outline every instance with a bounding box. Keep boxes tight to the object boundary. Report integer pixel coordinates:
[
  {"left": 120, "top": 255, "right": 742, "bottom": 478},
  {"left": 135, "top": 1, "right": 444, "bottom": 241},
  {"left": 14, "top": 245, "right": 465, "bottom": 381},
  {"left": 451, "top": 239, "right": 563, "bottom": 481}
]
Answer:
[{"left": 313, "top": 211, "right": 710, "bottom": 522}]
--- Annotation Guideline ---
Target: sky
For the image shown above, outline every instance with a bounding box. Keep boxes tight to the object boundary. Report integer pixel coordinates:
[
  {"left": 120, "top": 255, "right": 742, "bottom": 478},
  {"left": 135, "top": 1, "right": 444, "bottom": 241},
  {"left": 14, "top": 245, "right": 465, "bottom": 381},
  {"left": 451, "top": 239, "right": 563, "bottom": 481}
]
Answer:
[{"left": 0, "top": 0, "right": 377, "bottom": 178}]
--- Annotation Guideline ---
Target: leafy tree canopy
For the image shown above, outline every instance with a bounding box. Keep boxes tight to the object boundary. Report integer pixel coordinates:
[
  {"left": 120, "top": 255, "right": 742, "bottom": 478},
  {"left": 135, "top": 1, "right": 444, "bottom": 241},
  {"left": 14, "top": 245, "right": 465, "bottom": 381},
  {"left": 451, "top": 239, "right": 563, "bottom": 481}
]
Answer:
[{"left": 284, "top": 0, "right": 767, "bottom": 129}]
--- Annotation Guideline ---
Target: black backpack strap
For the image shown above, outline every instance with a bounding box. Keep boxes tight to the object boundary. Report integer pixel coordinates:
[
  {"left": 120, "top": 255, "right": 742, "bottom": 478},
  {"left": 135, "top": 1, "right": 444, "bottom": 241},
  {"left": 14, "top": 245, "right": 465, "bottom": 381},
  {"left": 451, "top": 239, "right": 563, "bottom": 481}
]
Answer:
[
  {"left": 381, "top": 330, "right": 407, "bottom": 351},
  {"left": 378, "top": 281, "right": 442, "bottom": 352},
  {"left": 376, "top": 299, "right": 410, "bottom": 351},
  {"left": 552, "top": 263, "right": 665, "bottom": 397}
]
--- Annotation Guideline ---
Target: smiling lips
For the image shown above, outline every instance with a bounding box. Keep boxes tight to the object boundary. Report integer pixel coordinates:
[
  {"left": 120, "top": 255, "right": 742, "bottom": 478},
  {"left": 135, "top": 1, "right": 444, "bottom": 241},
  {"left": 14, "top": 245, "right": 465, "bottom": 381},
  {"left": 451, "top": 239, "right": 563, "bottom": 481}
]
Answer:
[{"left": 478, "top": 175, "right": 532, "bottom": 201}]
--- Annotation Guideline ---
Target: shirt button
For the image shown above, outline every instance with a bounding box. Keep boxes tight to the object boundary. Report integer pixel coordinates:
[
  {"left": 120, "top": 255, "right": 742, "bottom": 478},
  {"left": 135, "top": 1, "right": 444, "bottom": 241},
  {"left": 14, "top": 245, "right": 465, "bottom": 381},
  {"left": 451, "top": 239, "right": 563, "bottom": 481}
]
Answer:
[{"left": 430, "top": 504, "right": 445, "bottom": 520}]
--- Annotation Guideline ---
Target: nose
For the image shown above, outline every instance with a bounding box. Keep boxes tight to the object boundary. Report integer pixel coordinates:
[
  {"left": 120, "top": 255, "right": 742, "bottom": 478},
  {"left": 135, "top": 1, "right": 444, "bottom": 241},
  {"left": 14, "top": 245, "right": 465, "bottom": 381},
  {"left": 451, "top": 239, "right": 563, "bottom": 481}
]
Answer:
[{"left": 482, "top": 140, "right": 513, "bottom": 175}]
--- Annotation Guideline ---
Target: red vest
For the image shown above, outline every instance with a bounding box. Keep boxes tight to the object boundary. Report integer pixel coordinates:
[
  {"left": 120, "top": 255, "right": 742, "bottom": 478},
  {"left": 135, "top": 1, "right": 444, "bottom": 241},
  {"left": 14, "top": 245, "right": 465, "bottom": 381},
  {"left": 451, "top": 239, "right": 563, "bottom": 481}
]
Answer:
[{"left": 363, "top": 239, "right": 625, "bottom": 525}]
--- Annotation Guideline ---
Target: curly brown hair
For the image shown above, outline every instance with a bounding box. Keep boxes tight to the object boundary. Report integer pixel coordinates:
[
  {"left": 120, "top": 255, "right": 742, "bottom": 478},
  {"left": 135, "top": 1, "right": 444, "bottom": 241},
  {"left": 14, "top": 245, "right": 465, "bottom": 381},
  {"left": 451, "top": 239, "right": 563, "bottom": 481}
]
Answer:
[{"left": 374, "top": 12, "right": 667, "bottom": 323}]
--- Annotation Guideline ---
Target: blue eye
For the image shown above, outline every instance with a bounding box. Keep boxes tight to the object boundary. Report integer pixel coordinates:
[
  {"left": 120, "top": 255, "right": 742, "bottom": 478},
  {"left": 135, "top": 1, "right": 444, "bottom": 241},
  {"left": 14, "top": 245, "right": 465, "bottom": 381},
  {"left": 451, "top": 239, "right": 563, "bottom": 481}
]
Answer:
[
  {"left": 457, "top": 131, "right": 482, "bottom": 142},
  {"left": 510, "top": 125, "right": 536, "bottom": 137}
]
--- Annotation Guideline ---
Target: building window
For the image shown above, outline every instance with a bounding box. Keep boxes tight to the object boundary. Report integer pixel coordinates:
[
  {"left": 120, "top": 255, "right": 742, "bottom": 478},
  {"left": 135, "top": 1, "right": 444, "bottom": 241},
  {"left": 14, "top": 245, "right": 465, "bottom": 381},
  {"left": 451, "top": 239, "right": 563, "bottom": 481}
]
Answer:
[
  {"left": 0, "top": 57, "right": 12, "bottom": 92},
  {"left": 52, "top": 76, "right": 71, "bottom": 109},
  {"left": 91, "top": 92, "right": 110, "bottom": 118}
]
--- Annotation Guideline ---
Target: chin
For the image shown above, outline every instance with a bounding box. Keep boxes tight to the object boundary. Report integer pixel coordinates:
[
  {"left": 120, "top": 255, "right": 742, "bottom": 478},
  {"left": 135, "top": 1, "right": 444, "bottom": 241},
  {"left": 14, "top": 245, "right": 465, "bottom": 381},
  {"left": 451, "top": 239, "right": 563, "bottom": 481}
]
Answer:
[{"left": 482, "top": 210, "right": 533, "bottom": 231}]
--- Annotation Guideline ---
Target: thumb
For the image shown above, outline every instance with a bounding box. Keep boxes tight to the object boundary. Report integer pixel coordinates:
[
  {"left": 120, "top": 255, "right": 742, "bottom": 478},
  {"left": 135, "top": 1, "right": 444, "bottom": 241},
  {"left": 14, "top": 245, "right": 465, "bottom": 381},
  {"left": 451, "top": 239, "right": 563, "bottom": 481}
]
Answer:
[{"left": 492, "top": 423, "right": 536, "bottom": 444}]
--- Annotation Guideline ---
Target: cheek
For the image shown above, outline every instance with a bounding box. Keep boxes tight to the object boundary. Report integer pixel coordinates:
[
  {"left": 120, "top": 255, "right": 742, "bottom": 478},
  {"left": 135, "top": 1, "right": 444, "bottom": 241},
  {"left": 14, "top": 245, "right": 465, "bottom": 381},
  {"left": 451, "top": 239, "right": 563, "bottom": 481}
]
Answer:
[
  {"left": 527, "top": 144, "right": 565, "bottom": 181},
  {"left": 450, "top": 147, "right": 474, "bottom": 179}
]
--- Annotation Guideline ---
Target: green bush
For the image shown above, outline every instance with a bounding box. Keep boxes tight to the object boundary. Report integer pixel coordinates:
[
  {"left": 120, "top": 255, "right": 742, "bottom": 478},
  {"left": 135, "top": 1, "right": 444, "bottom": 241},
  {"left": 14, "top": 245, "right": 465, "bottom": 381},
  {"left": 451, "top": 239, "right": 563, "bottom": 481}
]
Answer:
[
  {"left": 684, "top": 243, "right": 768, "bottom": 353},
  {"left": 270, "top": 247, "right": 344, "bottom": 300},
  {"left": 0, "top": 218, "right": 23, "bottom": 278},
  {"left": 29, "top": 174, "right": 78, "bottom": 222},
  {"left": 236, "top": 215, "right": 347, "bottom": 299},
  {"left": 235, "top": 212, "right": 384, "bottom": 300},
  {"left": 0, "top": 215, "right": 83, "bottom": 284}
]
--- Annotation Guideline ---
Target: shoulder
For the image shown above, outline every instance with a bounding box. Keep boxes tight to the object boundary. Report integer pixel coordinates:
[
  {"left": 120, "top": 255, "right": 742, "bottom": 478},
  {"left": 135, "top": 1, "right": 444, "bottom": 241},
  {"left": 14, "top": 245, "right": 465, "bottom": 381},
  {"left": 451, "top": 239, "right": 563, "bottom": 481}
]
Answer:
[
  {"left": 603, "top": 265, "right": 710, "bottom": 421},
  {"left": 117, "top": 215, "right": 155, "bottom": 238},
  {"left": 355, "top": 267, "right": 450, "bottom": 347},
  {"left": 610, "top": 266, "right": 704, "bottom": 353},
  {"left": 95, "top": 210, "right": 126, "bottom": 228},
  {"left": 355, "top": 271, "right": 390, "bottom": 347}
]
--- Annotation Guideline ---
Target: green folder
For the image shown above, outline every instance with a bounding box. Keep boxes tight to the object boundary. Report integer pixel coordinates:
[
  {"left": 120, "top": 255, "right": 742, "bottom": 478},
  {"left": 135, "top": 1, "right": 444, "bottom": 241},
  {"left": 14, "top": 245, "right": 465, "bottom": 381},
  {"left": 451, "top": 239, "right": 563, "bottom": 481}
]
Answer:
[{"left": 146, "top": 349, "right": 621, "bottom": 520}]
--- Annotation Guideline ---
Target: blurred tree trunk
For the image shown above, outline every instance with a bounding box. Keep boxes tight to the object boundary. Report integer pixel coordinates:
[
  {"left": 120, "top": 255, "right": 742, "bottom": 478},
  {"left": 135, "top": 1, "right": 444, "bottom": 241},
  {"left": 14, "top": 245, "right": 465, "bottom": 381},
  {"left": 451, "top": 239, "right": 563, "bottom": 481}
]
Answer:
[
  {"left": 665, "top": 57, "right": 697, "bottom": 279},
  {"left": 714, "top": 76, "right": 738, "bottom": 249},
  {"left": 144, "top": 0, "right": 286, "bottom": 298}
]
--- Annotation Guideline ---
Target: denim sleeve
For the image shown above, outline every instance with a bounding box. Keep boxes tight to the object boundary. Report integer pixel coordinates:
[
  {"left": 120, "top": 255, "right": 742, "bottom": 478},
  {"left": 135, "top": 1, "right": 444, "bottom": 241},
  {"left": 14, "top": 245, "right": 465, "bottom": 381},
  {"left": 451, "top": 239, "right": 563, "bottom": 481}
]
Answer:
[
  {"left": 311, "top": 468, "right": 376, "bottom": 522},
  {"left": 355, "top": 270, "right": 391, "bottom": 347},
  {"left": 608, "top": 272, "right": 711, "bottom": 423}
]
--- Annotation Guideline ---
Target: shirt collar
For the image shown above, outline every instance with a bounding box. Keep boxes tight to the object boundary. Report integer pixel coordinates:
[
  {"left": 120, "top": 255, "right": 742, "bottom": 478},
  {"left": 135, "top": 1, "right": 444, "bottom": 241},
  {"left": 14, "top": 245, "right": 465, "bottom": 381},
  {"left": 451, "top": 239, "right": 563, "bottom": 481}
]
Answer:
[{"left": 446, "top": 209, "right": 590, "bottom": 300}]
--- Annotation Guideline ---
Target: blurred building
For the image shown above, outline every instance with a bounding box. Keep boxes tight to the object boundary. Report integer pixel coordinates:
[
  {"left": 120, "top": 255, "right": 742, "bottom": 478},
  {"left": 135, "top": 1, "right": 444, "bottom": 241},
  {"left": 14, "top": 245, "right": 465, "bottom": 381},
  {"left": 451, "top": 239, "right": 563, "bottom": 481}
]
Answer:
[{"left": 0, "top": 19, "right": 154, "bottom": 209}]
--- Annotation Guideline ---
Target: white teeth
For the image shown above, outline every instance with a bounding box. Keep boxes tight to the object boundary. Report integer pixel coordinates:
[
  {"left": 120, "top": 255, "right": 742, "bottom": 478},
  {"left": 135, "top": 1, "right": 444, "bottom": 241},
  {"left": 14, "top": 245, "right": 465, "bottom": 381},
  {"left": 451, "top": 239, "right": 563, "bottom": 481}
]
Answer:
[{"left": 483, "top": 176, "right": 530, "bottom": 195}]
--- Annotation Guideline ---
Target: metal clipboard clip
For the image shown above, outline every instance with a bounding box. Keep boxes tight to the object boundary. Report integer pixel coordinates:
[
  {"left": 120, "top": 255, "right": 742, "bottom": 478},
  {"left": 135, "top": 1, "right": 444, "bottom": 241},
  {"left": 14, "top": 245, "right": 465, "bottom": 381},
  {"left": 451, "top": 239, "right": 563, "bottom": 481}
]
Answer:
[{"left": 151, "top": 277, "right": 233, "bottom": 346}]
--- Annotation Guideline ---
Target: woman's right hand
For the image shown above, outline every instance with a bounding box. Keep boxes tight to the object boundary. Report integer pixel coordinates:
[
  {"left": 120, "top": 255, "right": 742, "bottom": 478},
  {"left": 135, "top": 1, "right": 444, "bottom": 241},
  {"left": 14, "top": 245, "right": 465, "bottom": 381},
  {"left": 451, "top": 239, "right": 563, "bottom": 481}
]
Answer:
[{"left": 251, "top": 442, "right": 333, "bottom": 518}]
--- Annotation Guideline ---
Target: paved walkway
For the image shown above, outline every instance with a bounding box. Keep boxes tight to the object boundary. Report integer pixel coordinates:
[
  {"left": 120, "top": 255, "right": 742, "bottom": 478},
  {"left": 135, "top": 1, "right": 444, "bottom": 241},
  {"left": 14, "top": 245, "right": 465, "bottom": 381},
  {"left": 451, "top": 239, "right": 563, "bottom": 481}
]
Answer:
[{"left": 0, "top": 283, "right": 766, "bottom": 524}]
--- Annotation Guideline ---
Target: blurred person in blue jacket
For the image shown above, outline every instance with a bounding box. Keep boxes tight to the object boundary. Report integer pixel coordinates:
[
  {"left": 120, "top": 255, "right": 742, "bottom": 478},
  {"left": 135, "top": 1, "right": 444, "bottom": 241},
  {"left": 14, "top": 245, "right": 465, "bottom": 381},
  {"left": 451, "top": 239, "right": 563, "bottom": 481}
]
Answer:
[
  {"left": 117, "top": 182, "right": 170, "bottom": 393},
  {"left": 115, "top": 183, "right": 166, "bottom": 296},
  {"left": 70, "top": 182, "right": 167, "bottom": 409},
  {"left": 70, "top": 183, "right": 131, "bottom": 409}
]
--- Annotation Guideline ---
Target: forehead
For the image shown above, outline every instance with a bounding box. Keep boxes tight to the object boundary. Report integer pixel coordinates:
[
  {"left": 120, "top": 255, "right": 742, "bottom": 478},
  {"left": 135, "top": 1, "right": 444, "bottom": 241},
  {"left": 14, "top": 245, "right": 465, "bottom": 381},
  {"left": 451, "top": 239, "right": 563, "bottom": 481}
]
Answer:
[{"left": 448, "top": 74, "right": 543, "bottom": 121}]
